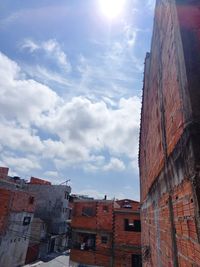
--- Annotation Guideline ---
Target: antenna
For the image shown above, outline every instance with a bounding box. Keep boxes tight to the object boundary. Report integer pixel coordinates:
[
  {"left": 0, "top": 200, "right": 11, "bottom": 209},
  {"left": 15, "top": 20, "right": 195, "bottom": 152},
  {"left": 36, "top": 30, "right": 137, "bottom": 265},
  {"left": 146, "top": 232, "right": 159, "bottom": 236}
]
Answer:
[{"left": 59, "top": 179, "right": 71, "bottom": 185}]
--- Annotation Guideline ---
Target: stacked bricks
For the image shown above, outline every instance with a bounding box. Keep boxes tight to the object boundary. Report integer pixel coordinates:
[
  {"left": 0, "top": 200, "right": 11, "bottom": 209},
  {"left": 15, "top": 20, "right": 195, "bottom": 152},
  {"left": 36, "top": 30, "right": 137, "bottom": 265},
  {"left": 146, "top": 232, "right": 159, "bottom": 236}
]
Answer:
[
  {"left": 11, "top": 191, "right": 35, "bottom": 213},
  {"left": 0, "top": 167, "right": 9, "bottom": 180},
  {"left": 30, "top": 177, "right": 51, "bottom": 185},
  {"left": 71, "top": 201, "right": 98, "bottom": 230},
  {"left": 0, "top": 188, "right": 11, "bottom": 234},
  {"left": 140, "top": 0, "right": 200, "bottom": 266}
]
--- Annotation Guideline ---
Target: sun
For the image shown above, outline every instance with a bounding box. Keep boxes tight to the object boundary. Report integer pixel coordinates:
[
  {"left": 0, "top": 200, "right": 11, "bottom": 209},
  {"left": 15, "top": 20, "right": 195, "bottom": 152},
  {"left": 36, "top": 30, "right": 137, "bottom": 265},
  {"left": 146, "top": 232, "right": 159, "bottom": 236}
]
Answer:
[{"left": 99, "top": 0, "right": 126, "bottom": 20}]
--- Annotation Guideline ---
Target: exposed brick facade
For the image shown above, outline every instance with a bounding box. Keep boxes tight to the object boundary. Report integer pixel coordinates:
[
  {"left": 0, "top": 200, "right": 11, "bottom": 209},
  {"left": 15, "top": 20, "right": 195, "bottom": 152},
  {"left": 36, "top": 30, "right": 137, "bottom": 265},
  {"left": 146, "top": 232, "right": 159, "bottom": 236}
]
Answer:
[
  {"left": 139, "top": 0, "right": 200, "bottom": 266},
  {"left": 70, "top": 199, "right": 141, "bottom": 267},
  {"left": 0, "top": 188, "right": 11, "bottom": 235},
  {"left": 114, "top": 200, "right": 141, "bottom": 267},
  {"left": 30, "top": 177, "right": 52, "bottom": 185},
  {"left": 0, "top": 167, "right": 9, "bottom": 180}
]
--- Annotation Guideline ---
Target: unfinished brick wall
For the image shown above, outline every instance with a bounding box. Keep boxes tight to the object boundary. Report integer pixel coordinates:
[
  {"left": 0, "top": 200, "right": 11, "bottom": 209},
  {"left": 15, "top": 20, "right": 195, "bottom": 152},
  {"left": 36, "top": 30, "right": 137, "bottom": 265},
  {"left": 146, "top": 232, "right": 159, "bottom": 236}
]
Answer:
[
  {"left": 71, "top": 201, "right": 98, "bottom": 230},
  {"left": 0, "top": 167, "right": 9, "bottom": 180},
  {"left": 0, "top": 188, "right": 11, "bottom": 234},
  {"left": 114, "top": 211, "right": 141, "bottom": 267},
  {"left": 140, "top": 0, "right": 200, "bottom": 266},
  {"left": 70, "top": 199, "right": 141, "bottom": 266},
  {"left": 30, "top": 177, "right": 51, "bottom": 185},
  {"left": 0, "top": 188, "right": 35, "bottom": 234},
  {"left": 11, "top": 191, "right": 35, "bottom": 213}
]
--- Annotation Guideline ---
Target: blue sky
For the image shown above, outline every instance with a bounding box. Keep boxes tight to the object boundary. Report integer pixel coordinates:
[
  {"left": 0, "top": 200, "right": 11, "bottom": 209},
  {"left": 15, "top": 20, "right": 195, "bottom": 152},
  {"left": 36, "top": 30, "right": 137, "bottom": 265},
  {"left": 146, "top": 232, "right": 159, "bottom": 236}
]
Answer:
[{"left": 0, "top": 0, "right": 155, "bottom": 200}]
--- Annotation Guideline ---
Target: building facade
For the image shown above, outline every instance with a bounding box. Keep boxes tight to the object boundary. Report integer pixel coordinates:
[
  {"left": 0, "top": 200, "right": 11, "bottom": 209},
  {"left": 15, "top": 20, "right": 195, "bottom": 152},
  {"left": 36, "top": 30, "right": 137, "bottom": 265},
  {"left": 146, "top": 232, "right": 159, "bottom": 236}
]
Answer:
[
  {"left": 114, "top": 200, "right": 141, "bottom": 266},
  {"left": 0, "top": 167, "right": 35, "bottom": 267},
  {"left": 139, "top": 0, "right": 200, "bottom": 266},
  {"left": 27, "top": 177, "right": 71, "bottom": 258},
  {"left": 70, "top": 198, "right": 141, "bottom": 267}
]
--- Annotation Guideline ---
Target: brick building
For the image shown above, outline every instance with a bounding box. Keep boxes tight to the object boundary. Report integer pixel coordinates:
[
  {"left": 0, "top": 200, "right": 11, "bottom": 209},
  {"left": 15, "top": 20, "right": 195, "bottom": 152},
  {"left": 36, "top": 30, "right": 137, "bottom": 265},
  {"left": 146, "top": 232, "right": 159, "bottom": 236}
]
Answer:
[
  {"left": 139, "top": 0, "right": 200, "bottom": 266},
  {"left": 70, "top": 198, "right": 141, "bottom": 267},
  {"left": 0, "top": 167, "right": 35, "bottom": 267}
]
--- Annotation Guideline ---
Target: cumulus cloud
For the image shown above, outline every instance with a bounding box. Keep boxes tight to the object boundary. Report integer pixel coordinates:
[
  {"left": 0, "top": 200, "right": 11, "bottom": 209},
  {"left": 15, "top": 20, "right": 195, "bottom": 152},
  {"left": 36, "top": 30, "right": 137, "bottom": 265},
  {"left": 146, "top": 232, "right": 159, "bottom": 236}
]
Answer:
[
  {"left": 39, "top": 96, "right": 141, "bottom": 161},
  {"left": 0, "top": 51, "right": 141, "bottom": 174},
  {"left": 0, "top": 121, "right": 44, "bottom": 153},
  {"left": 0, "top": 52, "right": 60, "bottom": 126},
  {"left": 43, "top": 170, "right": 59, "bottom": 178},
  {"left": 22, "top": 39, "right": 71, "bottom": 72},
  {"left": 103, "top": 158, "right": 125, "bottom": 172},
  {"left": 1, "top": 154, "right": 41, "bottom": 174}
]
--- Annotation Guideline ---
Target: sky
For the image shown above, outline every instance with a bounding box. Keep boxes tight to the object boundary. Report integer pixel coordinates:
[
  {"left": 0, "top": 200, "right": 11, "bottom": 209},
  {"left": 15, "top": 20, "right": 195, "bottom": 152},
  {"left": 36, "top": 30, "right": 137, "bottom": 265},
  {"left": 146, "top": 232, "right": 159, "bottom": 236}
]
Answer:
[{"left": 0, "top": 0, "right": 155, "bottom": 200}]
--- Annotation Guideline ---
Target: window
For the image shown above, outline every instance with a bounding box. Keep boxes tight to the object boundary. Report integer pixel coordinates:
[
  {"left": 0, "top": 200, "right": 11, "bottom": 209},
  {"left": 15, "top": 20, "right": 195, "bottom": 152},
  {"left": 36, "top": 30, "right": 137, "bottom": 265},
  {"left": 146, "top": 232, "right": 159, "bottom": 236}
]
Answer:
[
  {"left": 65, "top": 192, "right": 69, "bottom": 199},
  {"left": 103, "top": 205, "right": 109, "bottom": 212},
  {"left": 124, "top": 219, "right": 141, "bottom": 232},
  {"left": 122, "top": 200, "right": 132, "bottom": 209},
  {"left": 23, "top": 216, "right": 31, "bottom": 226},
  {"left": 101, "top": 235, "right": 108, "bottom": 244},
  {"left": 132, "top": 254, "right": 142, "bottom": 267},
  {"left": 82, "top": 207, "right": 95, "bottom": 217},
  {"left": 29, "top": 196, "right": 34, "bottom": 204}
]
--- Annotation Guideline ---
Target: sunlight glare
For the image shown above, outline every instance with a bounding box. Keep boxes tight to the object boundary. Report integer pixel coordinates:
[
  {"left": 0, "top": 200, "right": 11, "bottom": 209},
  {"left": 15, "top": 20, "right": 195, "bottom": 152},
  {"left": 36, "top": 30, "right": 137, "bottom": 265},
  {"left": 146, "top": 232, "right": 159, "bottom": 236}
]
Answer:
[{"left": 99, "top": 0, "right": 126, "bottom": 20}]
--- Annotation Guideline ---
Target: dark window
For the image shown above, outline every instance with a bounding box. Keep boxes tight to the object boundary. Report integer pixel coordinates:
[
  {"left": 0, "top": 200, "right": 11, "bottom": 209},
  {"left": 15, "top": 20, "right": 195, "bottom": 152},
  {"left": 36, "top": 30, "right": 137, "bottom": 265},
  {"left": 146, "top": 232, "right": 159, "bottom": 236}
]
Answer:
[
  {"left": 101, "top": 236, "right": 108, "bottom": 244},
  {"left": 69, "top": 209, "right": 72, "bottom": 219},
  {"left": 65, "top": 192, "right": 68, "bottom": 199},
  {"left": 123, "top": 200, "right": 132, "bottom": 209},
  {"left": 132, "top": 254, "right": 142, "bottom": 267},
  {"left": 29, "top": 196, "right": 34, "bottom": 204},
  {"left": 123, "top": 204, "right": 132, "bottom": 209},
  {"left": 82, "top": 207, "right": 95, "bottom": 217},
  {"left": 23, "top": 216, "right": 31, "bottom": 226},
  {"left": 103, "top": 205, "right": 109, "bottom": 212},
  {"left": 124, "top": 219, "right": 141, "bottom": 232}
]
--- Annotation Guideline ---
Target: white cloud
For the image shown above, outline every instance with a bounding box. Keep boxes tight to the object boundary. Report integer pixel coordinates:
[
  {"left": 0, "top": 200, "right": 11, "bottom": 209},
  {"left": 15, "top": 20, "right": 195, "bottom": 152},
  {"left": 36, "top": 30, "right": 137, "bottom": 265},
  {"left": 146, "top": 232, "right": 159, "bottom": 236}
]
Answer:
[
  {"left": 39, "top": 96, "right": 141, "bottom": 162},
  {"left": 1, "top": 154, "right": 41, "bottom": 174},
  {"left": 0, "top": 121, "right": 44, "bottom": 153},
  {"left": 146, "top": 0, "right": 156, "bottom": 11},
  {"left": 0, "top": 51, "right": 141, "bottom": 174},
  {"left": 21, "top": 39, "right": 39, "bottom": 52},
  {"left": 22, "top": 39, "right": 71, "bottom": 72},
  {"left": 103, "top": 158, "right": 125, "bottom": 171},
  {"left": 0, "top": 52, "right": 60, "bottom": 126},
  {"left": 43, "top": 170, "right": 59, "bottom": 178},
  {"left": 24, "top": 65, "right": 73, "bottom": 86}
]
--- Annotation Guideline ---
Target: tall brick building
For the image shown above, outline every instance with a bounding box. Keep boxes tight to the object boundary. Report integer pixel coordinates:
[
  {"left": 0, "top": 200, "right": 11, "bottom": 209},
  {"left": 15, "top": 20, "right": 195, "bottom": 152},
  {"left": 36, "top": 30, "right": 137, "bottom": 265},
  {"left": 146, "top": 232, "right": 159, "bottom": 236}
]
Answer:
[
  {"left": 139, "top": 0, "right": 200, "bottom": 266},
  {"left": 70, "top": 198, "right": 141, "bottom": 267}
]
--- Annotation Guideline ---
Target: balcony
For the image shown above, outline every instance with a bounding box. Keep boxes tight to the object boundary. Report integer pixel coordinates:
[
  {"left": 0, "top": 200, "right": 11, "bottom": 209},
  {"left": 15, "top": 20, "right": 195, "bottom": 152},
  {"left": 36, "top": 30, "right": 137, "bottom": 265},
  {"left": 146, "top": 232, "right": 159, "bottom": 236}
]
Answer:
[{"left": 71, "top": 232, "right": 96, "bottom": 251}]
